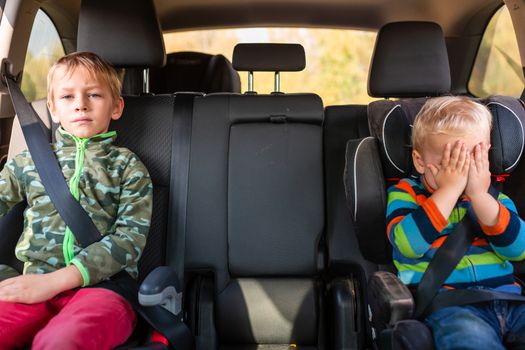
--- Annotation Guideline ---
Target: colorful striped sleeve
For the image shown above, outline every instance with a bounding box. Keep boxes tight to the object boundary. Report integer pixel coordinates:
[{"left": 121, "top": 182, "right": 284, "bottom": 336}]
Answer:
[
  {"left": 481, "top": 193, "right": 525, "bottom": 261},
  {"left": 386, "top": 179, "right": 447, "bottom": 258}
]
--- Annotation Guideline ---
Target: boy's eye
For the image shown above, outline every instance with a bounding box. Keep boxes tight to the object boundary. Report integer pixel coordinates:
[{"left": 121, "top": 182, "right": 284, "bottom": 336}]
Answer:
[
  {"left": 60, "top": 95, "right": 73, "bottom": 100},
  {"left": 88, "top": 93, "right": 101, "bottom": 98}
]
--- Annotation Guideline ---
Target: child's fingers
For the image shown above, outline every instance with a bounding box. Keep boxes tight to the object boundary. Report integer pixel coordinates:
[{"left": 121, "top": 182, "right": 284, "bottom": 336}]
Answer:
[
  {"left": 427, "top": 163, "right": 439, "bottom": 178},
  {"left": 456, "top": 143, "right": 468, "bottom": 170},
  {"left": 481, "top": 142, "right": 490, "bottom": 169},
  {"left": 441, "top": 143, "right": 451, "bottom": 167},
  {"left": 448, "top": 141, "right": 463, "bottom": 168},
  {"left": 462, "top": 152, "right": 471, "bottom": 174}
]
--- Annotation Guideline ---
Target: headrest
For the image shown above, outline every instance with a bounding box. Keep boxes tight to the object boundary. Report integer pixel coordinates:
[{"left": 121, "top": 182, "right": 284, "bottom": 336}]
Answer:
[
  {"left": 77, "top": 0, "right": 166, "bottom": 68},
  {"left": 368, "top": 22, "right": 450, "bottom": 98},
  {"left": 149, "top": 52, "right": 241, "bottom": 94},
  {"left": 232, "top": 43, "right": 305, "bottom": 72},
  {"left": 368, "top": 96, "right": 525, "bottom": 179}
]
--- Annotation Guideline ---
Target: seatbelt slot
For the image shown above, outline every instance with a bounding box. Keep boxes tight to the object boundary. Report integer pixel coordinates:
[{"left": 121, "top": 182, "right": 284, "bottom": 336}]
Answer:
[{"left": 269, "top": 115, "right": 287, "bottom": 123}]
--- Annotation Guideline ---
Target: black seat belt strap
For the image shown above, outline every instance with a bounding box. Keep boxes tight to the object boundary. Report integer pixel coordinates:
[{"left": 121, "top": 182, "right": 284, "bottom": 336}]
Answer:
[
  {"left": 166, "top": 93, "right": 197, "bottom": 287},
  {"left": 4, "top": 75, "right": 101, "bottom": 247},
  {"left": 4, "top": 74, "right": 193, "bottom": 350},
  {"left": 414, "top": 186, "right": 499, "bottom": 319}
]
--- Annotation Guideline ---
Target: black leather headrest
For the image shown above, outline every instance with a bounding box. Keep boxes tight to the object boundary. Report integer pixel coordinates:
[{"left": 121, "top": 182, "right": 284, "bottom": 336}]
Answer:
[
  {"left": 77, "top": 0, "right": 166, "bottom": 68},
  {"left": 232, "top": 43, "right": 305, "bottom": 72},
  {"left": 368, "top": 96, "right": 525, "bottom": 179},
  {"left": 368, "top": 22, "right": 450, "bottom": 98},
  {"left": 149, "top": 51, "right": 241, "bottom": 94}
]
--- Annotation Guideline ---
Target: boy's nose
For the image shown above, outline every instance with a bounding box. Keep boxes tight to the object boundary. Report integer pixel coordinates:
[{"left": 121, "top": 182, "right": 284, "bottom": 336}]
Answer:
[{"left": 75, "top": 98, "right": 88, "bottom": 111}]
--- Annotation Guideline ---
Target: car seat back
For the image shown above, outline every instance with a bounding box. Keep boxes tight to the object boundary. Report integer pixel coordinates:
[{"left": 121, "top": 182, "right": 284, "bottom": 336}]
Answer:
[
  {"left": 150, "top": 51, "right": 241, "bottom": 94},
  {"left": 184, "top": 43, "right": 327, "bottom": 348}
]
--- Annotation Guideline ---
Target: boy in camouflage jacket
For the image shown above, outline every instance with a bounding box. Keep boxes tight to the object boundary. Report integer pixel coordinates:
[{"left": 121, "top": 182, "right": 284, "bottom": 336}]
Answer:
[{"left": 0, "top": 52, "right": 152, "bottom": 349}]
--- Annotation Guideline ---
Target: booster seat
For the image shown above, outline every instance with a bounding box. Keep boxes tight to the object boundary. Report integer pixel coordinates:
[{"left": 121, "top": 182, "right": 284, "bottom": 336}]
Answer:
[{"left": 343, "top": 20, "right": 525, "bottom": 350}]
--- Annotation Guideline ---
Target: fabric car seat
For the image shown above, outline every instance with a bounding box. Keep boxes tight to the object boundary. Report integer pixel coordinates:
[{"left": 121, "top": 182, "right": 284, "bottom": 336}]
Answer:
[
  {"left": 73, "top": 0, "right": 196, "bottom": 348},
  {"left": 149, "top": 51, "right": 241, "bottom": 94},
  {"left": 178, "top": 43, "right": 359, "bottom": 350},
  {"left": 343, "top": 21, "right": 525, "bottom": 350}
]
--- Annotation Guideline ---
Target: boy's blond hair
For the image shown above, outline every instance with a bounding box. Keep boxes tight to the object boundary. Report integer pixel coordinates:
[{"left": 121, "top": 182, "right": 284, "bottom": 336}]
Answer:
[
  {"left": 412, "top": 96, "right": 492, "bottom": 152},
  {"left": 47, "top": 51, "right": 121, "bottom": 103}
]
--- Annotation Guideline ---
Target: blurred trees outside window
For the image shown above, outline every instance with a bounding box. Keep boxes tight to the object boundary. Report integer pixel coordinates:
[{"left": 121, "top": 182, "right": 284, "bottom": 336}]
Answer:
[
  {"left": 469, "top": 6, "right": 524, "bottom": 97},
  {"left": 164, "top": 28, "right": 377, "bottom": 105},
  {"left": 21, "top": 10, "right": 65, "bottom": 102}
]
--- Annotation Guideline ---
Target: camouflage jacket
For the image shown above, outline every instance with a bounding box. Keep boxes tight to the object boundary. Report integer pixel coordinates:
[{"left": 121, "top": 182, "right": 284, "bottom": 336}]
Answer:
[{"left": 0, "top": 127, "right": 152, "bottom": 286}]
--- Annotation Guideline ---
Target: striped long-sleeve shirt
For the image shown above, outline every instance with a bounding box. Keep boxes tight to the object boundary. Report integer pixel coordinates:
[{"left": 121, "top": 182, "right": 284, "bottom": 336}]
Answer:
[{"left": 387, "top": 176, "right": 525, "bottom": 291}]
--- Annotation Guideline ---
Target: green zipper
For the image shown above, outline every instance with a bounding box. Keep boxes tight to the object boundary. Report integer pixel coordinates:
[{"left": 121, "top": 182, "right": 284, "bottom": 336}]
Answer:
[{"left": 62, "top": 130, "right": 116, "bottom": 265}]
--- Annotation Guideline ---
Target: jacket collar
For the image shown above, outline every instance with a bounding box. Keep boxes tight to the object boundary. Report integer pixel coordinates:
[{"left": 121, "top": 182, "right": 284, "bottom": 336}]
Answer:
[{"left": 55, "top": 127, "right": 117, "bottom": 148}]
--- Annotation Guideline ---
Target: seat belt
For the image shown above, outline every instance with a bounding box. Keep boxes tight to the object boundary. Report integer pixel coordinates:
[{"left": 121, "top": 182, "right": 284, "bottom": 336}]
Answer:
[
  {"left": 414, "top": 186, "right": 525, "bottom": 319},
  {"left": 167, "top": 93, "right": 196, "bottom": 288},
  {"left": 3, "top": 73, "right": 193, "bottom": 350}
]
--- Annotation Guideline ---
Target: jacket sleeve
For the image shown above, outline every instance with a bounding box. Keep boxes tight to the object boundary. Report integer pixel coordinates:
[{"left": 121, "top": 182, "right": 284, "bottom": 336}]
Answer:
[
  {"left": 0, "top": 152, "right": 28, "bottom": 215},
  {"left": 478, "top": 193, "right": 525, "bottom": 261},
  {"left": 70, "top": 154, "right": 153, "bottom": 286},
  {"left": 386, "top": 179, "right": 448, "bottom": 258}
]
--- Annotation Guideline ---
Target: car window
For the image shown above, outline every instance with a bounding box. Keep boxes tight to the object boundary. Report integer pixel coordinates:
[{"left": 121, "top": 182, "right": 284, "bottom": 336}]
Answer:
[
  {"left": 164, "top": 28, "right": 377, "bottom": 105},
  {"left": 21, "top": 9, "right": 65, "bottom": 102},
  {"left": 469, "top": 6, "right": 524, "bottom": 98}
]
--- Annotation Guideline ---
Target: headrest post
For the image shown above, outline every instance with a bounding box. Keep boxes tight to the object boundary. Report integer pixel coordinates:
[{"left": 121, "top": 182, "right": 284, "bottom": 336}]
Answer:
[
  {"left": 274, "top": 71, "right": 280, "bottom": 93},
  {"left": 143, "top": 68, "right": 150, "bottom": 94},
  {"left": 247, "top": 71, "right": 254, "bottom": 92}
]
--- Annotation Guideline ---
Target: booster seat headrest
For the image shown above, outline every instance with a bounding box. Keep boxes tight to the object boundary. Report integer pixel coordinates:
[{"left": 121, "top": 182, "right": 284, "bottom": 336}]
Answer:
[{"left": 367, "top": 96, "right": 525, "bottom": 180}]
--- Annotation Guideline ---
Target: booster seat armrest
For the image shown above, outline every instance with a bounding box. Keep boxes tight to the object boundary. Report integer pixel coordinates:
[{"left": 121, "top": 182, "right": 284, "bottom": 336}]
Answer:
[
  {"left": 139, "top": 266, "right": 182, "bottom": 316},
  {"left": 368, "top": 271, "right": 414, "bottom": 328}
]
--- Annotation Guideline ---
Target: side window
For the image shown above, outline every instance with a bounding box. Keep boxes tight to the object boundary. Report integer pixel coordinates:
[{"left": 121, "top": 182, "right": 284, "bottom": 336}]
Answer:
[
  {"left": 21, "top": 10, "right": 65, "bottom": 102},
  {"left": 469, "top": 6, "right": 524, "bottom": 97}
]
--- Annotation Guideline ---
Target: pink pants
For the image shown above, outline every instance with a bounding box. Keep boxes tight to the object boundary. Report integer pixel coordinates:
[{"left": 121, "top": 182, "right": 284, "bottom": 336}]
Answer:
[{"left": 0, "top": 287, "right": 136, "bottom": 350}]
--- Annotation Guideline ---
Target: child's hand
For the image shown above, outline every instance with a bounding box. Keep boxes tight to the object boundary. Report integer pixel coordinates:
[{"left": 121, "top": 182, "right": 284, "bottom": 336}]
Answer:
[
  {"left": 0, "top": 265, "right": 82, "bottom": 304},
  {"left": 465, "top": 142, "right": 491, "bottom": 199},
  {"left": 0, "top": 274, "right": 61, "bottom": 304},
  {"left": 427, "top": 141, "right": 469, "bottom": 197}
]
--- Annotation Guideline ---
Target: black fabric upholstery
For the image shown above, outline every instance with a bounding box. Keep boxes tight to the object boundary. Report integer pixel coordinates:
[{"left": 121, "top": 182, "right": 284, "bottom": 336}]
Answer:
[
  {"left": 486, "top": 96, "right": 525, "bottom": 174},
  {"left": 0, "top": 202, "right": 25, "bottom": 272},
  {"left": 229, "top": 94, "right": 323, "bottom": 124},
  {"left": 187, "top": 93, "right": 325, "bottom": 287},
  {"left": 186, "top": 93, "right": 325, "bottom": 347},
  {"left": 229, "top": 123, "right": 323, "bottom": 276},
  {"left": 323, "top": 105, "right": 377, "bottom": 272},
  {"left": 110, "top": 95, "right": 177, "bottom": 280},
  {"left": 367, "top": 97, "right": 525, "bottom": 182},
  {"left": 77, "top": 0, "right": 166, "bottom": 68},
  {"left": 344, "top": 138, "right": 390, "bottom": 264},
  {"left": 233, "top": 43, "right": 306, "bottom": 72},
  {"left": 150, "top": 52, "right": 241, "bottom": 94},
  {"left": 367, "top": 98, "right": 428, "bottom": 180},
  {"left": 216, "top": 278, "right": 317, "bottom": 344},
  {"left": 368, "top": 22, "right": 450, "bottom": 98},
  {"left": 323, "top": 105, "right": 375, "bottom": 348}
]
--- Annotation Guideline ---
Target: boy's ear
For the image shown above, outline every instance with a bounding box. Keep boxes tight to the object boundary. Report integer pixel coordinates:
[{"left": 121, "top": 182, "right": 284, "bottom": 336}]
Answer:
[
  {"left": 111, "top": 97, "right": 124, "bottom": 121},
  {"left": 412, "top": 150, "right": 426, "bottom": 174},
  {"left": 47, "top": 100, "right": 60, "bottom": 124}
]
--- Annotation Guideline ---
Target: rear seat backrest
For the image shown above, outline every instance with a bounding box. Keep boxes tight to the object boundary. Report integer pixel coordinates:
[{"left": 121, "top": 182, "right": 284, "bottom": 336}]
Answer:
[
  {"left": 149, "top": 51, "right": 241, "bottom": 94},
  {"left": 185, "top": 44, "right": 326, "bottom": 346},
  {"left": 77, "top": 0, "right": 177, "bottom": 279}
]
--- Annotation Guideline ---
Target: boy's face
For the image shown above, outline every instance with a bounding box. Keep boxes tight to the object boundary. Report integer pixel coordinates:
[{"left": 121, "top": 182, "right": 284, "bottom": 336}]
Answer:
[
  {"left": 412, "top": 131, "right": 490, "bottom": 190},
  {"left": 47, "top": 66, "right": 124, "bottom": 138}
]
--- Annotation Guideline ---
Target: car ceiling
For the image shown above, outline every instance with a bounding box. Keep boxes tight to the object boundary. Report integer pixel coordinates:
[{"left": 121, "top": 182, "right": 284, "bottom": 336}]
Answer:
[{"left": 45, "top": 0, "right": 502, "bottom": 38}]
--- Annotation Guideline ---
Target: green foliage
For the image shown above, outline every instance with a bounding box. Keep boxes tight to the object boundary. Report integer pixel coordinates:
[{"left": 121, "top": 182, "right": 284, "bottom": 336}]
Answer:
[{"left": 21, "top": 43, "right": 64, "bottom": 102}]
